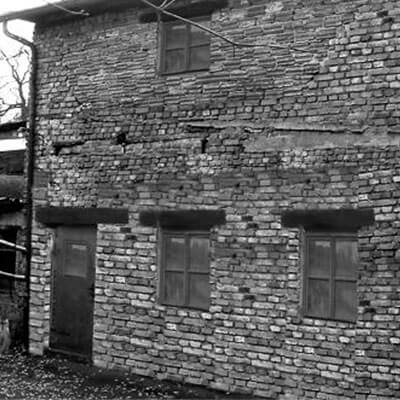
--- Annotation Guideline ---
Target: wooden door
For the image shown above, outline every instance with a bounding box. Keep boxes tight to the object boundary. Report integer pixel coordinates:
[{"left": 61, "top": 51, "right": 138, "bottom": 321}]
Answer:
[{"left": 50, "top": 226, "right": 96, "bottom": 359}]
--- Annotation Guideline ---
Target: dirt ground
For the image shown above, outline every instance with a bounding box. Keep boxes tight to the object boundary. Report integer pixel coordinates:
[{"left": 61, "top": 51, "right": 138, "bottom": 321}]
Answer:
[{"left": 0, "top": 350, "right": 258, "bottom": 400}]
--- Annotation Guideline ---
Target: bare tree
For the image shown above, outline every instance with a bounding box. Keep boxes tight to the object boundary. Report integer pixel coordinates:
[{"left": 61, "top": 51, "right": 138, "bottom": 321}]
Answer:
[{"left": 0, "top": 46, "right": 30, "bottom": 122}]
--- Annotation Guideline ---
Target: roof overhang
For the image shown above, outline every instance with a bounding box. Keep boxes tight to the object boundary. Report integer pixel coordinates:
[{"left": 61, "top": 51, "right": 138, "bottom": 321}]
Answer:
[
  {"left": 0, "top": 0, "right": 144, "bottom": 23},
  {"left": 0, "top": 0, "right": 228, "bottom": 25}
]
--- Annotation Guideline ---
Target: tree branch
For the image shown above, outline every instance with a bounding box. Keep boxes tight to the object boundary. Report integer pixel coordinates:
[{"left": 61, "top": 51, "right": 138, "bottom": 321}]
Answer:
[
  {"left": 0, "top": 82, "right": 9, "bottom": 91},
  {"left": 41, "top": 0, "right": 90, "bottom": 17},
  {"left": 162, "top": 0, "right": 178, "bottom": 9},
  {"left": 0, "top": 103, "right": 22, "bottom": 117},
  {"left": 140, "top": 0, "right": 257, "bottom": 47},
  {"left": 0, "top": 46, "right": 29, "bottom": 120},
  {"left": 0, "top": 49, "right": 23, "bottom": 83},
  {"left": 139, "top": 0, "right": 311, "bottom": 53}
]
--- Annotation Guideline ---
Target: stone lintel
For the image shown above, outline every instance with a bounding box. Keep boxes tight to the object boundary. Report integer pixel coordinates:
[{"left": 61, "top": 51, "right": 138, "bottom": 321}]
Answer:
[
  {"left": 36, "top": 207, "right": 129, "bottom": 226},
  {"left": 282, "top": 208, "right": 375, "bottom": 231}
]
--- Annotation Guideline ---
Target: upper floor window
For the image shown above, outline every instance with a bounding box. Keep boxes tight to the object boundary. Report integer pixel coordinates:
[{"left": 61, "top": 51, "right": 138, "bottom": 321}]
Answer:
[
  {"left": 161, "top": 17, "right": 211, "bottom": 74},
  {"left": 304, "top": 233, "right": 358, "bottom": 322}
]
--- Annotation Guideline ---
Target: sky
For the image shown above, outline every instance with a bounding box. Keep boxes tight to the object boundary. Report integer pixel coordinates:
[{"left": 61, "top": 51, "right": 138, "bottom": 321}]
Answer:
[
  {"left": 0, "top": 0, "right": 50, "bottom": 15},
  {"left": 0, "top": 1, "right": 50, "bottom": 44},
  {"left": 0, "top": 1, "right": 49, "bottom": 122},
  {"left": 0, "top": 1, "right": 76, "bottom": 123}
]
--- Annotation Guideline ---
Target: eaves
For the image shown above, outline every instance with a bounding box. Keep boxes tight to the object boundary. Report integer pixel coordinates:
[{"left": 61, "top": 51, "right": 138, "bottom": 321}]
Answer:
[{"left": 0, "top": 0, "right": 144, "bottom": 23}]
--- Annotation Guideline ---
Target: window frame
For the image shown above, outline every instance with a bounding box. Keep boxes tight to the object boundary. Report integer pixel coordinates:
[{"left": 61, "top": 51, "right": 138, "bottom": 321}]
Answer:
[
  {"left": 160, "top": 16, "right": 211, "bottom": 75},
  {"left": 303, "top": 231, "right": 358, "bottom": 323},
  {"left": 160, "top": 229, "right": 210, "bottom": 310}
]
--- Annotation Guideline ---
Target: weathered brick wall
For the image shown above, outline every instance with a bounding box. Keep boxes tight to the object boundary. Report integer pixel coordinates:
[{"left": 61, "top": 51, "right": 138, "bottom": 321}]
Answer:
[{"left": 30, "top": 0, "right": 400, "bottom": 398}]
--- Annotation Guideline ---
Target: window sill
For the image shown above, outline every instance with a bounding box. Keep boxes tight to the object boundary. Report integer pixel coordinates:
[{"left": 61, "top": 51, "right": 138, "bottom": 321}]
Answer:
[
  {"left": 160, "top": 301, "right": 209, "bottom": 312},
  {"left": 302, "top": 314, "right": 356, "bottom": 325},
  {"left": 160, "top": 68, "right": 210, "bottom": 77}
]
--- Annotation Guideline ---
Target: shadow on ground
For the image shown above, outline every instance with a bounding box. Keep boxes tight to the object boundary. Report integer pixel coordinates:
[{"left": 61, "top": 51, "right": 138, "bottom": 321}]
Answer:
[{"left": 0, "top": 350, "right": 261, "bottom": 399}]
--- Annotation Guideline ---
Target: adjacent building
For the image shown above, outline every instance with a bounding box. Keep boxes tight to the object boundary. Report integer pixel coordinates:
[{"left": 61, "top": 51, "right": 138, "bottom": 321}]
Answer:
[{"left": 0, "top": 121, "right": 26, "bottom": 343}]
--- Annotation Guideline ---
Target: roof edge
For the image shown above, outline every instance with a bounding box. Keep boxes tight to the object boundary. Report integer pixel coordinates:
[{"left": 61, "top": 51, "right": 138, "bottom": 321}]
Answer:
[
  {"left": 0, "top": 0, "right": 142, "bottom": 23},
  {"left": 0, "top": 2, "right": 71, "bottom": 23}
]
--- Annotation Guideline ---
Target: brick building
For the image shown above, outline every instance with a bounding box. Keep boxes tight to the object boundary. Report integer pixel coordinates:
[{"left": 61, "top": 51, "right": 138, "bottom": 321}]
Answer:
[{"left": 1, "top": 0, "right": 400, "bottom": 398}]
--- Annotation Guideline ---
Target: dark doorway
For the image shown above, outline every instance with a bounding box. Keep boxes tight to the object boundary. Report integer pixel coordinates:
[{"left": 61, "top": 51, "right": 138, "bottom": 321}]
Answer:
[
  {"left": 50, "top": 226, "right": 96, "bottom": 359},
  {"left": 0, "top": 228, "right": 17, "bottom": 294}
]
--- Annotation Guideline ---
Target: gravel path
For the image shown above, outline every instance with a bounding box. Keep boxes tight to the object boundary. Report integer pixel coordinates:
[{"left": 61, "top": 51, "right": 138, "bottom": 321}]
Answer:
[{"left": 0, "top": 351, "right": 255, "bottom": 400}]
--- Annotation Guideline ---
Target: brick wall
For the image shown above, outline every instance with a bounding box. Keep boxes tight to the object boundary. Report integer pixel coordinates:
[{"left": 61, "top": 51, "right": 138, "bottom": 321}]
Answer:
[{"left": 30, "top": 1, "right": 400, "bottom": 398}]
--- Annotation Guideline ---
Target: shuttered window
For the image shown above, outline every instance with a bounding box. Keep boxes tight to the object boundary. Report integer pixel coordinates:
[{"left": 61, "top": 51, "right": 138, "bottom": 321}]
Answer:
[
  {"left": 161, "top": 17, "right": 210, "bottom": 74},
  {"left": 161, "top": 231, "right": 210, "bottom": 310},
  {"left": 304, "top": 233, "right": 357, "bottom": 322}
]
